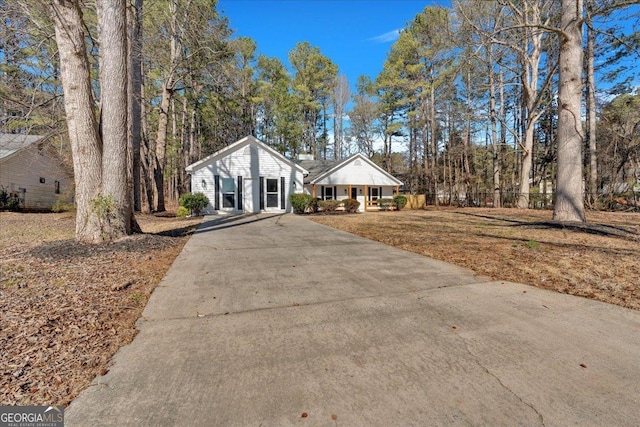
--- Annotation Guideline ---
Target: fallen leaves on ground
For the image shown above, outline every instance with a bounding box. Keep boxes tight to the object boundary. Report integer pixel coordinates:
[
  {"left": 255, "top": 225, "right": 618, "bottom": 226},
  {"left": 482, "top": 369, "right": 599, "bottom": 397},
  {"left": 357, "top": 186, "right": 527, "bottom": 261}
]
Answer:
[{"left": 0, "top": 212, "right": 202, "bottom": 406}]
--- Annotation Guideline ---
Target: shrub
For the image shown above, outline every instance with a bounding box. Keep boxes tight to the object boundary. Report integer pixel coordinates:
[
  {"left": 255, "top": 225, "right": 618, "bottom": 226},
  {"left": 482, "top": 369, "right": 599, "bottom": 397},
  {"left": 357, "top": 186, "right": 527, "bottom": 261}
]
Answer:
[
  {"left": 0, "top": 187, "right": 21, "bottom": 211},
  {"left": 179, "top": 192, "right": 209, "bottom": 216},
  {"left": 290, "top": 193, "right": 316, "bottom": 214},
  {"left": 377, "top": 198, "right": 394, "bottom": 211},
  {"left": 176, "top": 206, "right": 190, "bottom": 218},
  {"left": 341, "top": 198, "right": 360, "bottom": 213},
  {"left": 317, "top": 199, "right": 341, "bottom": 213},
  {"left": 393, "top": 194, "right": 407, "bottom": 210}
]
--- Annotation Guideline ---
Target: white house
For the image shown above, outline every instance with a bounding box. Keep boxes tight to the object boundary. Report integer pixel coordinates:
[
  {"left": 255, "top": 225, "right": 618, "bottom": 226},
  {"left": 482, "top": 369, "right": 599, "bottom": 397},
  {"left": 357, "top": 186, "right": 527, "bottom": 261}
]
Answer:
[
  {"left": 0, "top": 134, "right": 73, "bottom": 210},
  {"left": 185, "top": 135, "right": 308, "bottom": 214},
  {"left": 298, "top": 153, "right": 404, "bottom": 212},
  {"left": 185, "top": 136, "right": 404, "bottom": 214}
]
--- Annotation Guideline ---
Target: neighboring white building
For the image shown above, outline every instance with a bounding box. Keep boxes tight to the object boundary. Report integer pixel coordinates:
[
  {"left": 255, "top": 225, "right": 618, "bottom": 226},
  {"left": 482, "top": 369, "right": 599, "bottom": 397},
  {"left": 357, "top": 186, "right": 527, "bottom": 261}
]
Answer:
[
  {"left": 0, "top": 134, "right": 73, "bottom": 210},
  {"left": 298, "top": 153, "right": 403, "bottom": 212},
  {"left": 185, "top": 135, "right": 307, "bottom": 214}
]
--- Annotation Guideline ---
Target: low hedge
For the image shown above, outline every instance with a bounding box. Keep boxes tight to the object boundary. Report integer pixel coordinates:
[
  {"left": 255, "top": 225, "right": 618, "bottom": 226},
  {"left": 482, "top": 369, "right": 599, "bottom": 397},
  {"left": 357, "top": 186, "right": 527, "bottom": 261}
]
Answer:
[
  {"left": 342, "top": 198, "right": 360, "bottom": 213},
  {"left": 393, "top": 194, "right": 407, "bottom": 210},
  {"left": 317, "top": 199, "right": 341, "bottom": 212},
  {"left": 179, "top": 192, "right": 209, "bottom": 216},
  {"left": 290, "top": 193, "right": 317, "bottom": 214},
  {"left": 377, "top": 198, "right": 395, "bottom": 211}
]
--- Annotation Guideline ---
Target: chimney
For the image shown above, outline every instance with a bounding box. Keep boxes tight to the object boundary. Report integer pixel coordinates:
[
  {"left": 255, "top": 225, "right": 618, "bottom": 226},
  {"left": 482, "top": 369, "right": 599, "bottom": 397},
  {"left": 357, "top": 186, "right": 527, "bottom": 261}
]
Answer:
[{"left": 297, "top": 153, "right": 314, "bottom": 161}]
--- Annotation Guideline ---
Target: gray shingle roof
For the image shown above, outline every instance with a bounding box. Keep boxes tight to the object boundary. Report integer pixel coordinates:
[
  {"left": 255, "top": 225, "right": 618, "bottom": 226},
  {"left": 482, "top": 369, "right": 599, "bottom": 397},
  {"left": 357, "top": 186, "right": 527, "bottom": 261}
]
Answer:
[
  {"left": 296, "top": 159, "right": 337, "bottom": 183},
  {"left": 0, "top": 134, "right": 44, "bottom": 160}
]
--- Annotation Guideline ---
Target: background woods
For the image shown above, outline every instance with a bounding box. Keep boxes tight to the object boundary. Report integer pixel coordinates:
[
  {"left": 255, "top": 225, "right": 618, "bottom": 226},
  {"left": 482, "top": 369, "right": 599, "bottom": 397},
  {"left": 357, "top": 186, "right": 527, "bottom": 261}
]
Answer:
[{"left": 1, "top": 0, "right": 638, "bottom": 240}]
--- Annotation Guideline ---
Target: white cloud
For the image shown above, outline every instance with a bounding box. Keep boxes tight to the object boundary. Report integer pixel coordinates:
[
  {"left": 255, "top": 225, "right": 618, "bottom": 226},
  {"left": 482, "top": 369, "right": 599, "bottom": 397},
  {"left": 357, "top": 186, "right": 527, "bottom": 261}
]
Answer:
[{"left": 368, "top": 29, "right": 401, "bottom": 43}]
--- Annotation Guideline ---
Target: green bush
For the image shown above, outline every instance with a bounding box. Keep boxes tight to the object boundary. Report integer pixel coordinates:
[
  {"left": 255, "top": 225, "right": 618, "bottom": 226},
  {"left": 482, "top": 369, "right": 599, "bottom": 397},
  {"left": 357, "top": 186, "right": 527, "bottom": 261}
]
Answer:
[
  {"left": 317, "top": 199, "right": 341, "bottom": 212},
  {"left": 176, "top": 206, "right": 190, "bottom": 218},
  {"left": 0, "top": 187, "right": 21, "bottom": 211},
  {"left": 289, "top": 193, "right": 316, "bottom": 214},
  {"left": 377, "top": 198, "right": 394, "bottom": 211},
  {"left": 393, "top": 194, "right": 407, "bottom": 210},
  {"left": 341, "top": 198, "right": 360, "bottom": 213},
  {"left": 179, "top": 192, "right": 209, "bottom": 216}
]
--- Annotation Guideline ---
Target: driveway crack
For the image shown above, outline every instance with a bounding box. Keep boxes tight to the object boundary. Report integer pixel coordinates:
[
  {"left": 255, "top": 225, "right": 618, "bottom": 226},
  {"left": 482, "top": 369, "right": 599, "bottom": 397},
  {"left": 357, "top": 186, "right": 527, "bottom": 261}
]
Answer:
[{"left": 461, "top": 339, "right": 546, "bottom": 426}]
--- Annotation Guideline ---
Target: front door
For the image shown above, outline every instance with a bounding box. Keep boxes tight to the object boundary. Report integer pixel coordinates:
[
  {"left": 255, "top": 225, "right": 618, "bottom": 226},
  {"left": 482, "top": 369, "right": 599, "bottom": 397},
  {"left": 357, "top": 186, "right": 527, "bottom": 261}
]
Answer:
[{"left": 351, "top": 187, "right": 358, "bottom": 200}]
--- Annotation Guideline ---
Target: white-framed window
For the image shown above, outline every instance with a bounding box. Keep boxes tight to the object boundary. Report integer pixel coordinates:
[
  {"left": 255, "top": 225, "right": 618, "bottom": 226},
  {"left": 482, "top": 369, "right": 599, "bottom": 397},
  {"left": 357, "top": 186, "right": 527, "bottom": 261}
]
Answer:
[
  {"left": 370, "top": 187, "right": 379, "bottom": 200},
  {"left": 266, "top": 178, "right": 278, "bottom": 207},
  {"left": 221, "top": 178, "right": 235, "bottom": 208},
  {"left": 325, "top": 186, "right": 334, "bottom": 200}
]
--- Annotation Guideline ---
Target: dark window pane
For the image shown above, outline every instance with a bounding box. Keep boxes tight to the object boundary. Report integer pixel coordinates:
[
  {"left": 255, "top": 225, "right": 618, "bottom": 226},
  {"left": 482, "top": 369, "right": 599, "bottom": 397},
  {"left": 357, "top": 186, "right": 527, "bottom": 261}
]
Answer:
[
  {"left": 223, "top": 194, "right": 235, "bottom": 208},
  {"left": 325, "top": 187, "right": 333, "bottom": 200},
  {"left": 266, "top": 194, "right": 278, "bottom": 207},
  {"left": 266, "top": 179, "right": 278, "bottom": 193}
]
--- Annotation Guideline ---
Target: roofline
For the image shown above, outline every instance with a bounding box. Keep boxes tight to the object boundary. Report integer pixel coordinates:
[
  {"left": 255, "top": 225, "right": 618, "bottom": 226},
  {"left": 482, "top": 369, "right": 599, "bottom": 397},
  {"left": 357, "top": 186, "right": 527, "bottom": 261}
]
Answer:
[
  {"left": 0, "top": 134, "right": 50, "bottom": 162},
  {"left": 309, "top": 152, "right": 403, "bottom": 186},
  {"left": 185, "top": 135, "right": 308, "bottom": 175}
]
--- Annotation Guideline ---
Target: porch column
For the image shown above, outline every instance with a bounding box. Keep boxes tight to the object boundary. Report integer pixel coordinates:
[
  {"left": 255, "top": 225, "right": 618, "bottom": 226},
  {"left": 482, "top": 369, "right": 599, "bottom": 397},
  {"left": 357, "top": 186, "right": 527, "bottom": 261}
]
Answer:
[
  {"left": 364, "top": 184, "right": 368, "bottom": 212},
  {"left": 395, "top": 185, "right": 399, "bottom": 195},
  {"left": 348, "top": 184, "right": 352, "bottom": 199},
  {"left": 312, "top": 184, "right": 316, "bottom": 198}
]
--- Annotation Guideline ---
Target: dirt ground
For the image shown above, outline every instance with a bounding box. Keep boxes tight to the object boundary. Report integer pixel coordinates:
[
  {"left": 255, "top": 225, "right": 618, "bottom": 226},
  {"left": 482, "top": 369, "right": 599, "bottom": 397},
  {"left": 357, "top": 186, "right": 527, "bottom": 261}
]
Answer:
[
  {"left": 0, "top": 212, "right": 202, "bottom": 406},
  {"left": 310, "top": 208, "right": 640, "bottom": 310}
]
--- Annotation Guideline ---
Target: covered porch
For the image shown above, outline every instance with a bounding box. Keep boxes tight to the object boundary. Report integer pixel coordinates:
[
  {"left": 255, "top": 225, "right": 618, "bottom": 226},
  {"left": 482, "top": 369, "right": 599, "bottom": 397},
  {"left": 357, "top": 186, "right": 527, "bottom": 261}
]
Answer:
[{"left": 309, "top": 184, "right": 401, "bottom": 212}]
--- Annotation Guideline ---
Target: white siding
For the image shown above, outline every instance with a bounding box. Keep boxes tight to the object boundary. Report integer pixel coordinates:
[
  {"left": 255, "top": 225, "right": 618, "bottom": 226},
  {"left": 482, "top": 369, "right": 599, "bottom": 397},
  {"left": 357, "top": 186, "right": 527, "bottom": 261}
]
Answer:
[
  {"left": 314, "top": 157, "right": 400, "bottom": 186},
  {"left": 190, "top": 140, "right": 303, "bottom": 214},
  {"left": 0, "top": 147, "right": 72, "bottom": 209}
]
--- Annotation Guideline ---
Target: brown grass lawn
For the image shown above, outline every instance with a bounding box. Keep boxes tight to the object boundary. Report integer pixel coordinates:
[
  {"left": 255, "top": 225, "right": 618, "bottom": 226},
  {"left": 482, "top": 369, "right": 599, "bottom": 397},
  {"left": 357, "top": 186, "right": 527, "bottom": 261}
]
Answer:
[
  {"left": 1, "top": 208, "right": 638, "bottom": 407},
  {"left": 0, "top": 212, "right": 202, "bottom": 406},
  {"left": 310, "top": 208, "right": 640, "bottom": 310}
]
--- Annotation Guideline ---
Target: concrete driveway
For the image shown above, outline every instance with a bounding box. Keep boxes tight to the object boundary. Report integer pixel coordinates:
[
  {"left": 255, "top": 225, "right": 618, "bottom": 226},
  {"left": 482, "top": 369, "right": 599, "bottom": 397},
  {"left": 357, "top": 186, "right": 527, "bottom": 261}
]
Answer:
[{"left": 66, "top": 213, "right": 640, "bottom": 426}]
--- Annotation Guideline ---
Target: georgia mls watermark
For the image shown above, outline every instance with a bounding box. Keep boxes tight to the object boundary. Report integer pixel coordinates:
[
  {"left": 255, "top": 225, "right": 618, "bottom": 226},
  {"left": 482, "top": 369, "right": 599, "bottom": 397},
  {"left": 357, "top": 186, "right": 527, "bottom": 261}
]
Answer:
[{"left": 0, "top": 406, "right": 63, "bottom": 427}]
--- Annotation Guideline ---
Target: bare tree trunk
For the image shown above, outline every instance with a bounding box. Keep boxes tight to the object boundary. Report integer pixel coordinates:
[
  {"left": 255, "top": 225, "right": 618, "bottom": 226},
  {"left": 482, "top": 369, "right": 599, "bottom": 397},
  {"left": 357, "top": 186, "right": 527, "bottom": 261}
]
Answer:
[
  {"left": 499, "top": 67, "right": 507, "bottom": 205},
  {"left": 463, "top": 66, "right": 473, "bottom": 203},
  {"left": 430, "top": 81, "right": 438, "bottom": 205},
  {"left": 97, "top": 0, "right": 131, "bottom": 236},
  {"left": 129, "top": 0, "right": 143, "bottom": 212},
  {"left": 139, "top": 59, "right": 154, "bottom": 214},
  {"left": 554, "top": 0, "right": 585, "bottom": 222},
  {"left": 48, "top": 0, "right": 103, "bottom": 242},
  {"left": 489, "top": 55, "right": 501, "bottom": 208},
  {"left": 585, "top": 8, "right": 598, "bottom": 208},
  {"left": 514, "top": 1, "right": 547, "bottom": 209},
  {"left": 153, "top": 0, "right": 181, "bottom": 212}
]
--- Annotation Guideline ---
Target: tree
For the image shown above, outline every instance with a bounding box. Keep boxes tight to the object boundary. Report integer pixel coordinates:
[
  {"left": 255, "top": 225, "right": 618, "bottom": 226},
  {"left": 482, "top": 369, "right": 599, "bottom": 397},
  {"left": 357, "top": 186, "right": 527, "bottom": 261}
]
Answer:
[
  {"left": 289, "top": 42, "right": 338, "bottom": 158},
  {"left": 47, "top": 0, "right": 135, "bottom": 242},
  {"left": 332, "top": 74, "right": 349, "bottom": 160},
  {"left": 554, "top": 0, "right": 586, "bottom": 221},
  {"left": 348, "top": 76, "right": 380, "bottom": 158},
  {"left": 96, "top": 0, "right": 133, "bottom": 235}
]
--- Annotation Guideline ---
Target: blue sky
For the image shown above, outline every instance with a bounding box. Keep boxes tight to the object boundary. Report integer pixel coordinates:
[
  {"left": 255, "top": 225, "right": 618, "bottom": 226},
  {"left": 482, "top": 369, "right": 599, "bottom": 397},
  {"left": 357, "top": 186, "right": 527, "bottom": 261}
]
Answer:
[{"left": 218, "top": 0, "right": 451, "bottom": 89}]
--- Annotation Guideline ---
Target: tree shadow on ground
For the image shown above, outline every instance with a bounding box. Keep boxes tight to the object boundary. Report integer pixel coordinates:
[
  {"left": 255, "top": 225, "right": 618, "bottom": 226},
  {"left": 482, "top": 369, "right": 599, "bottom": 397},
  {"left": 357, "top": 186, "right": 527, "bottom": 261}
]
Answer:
[
  {"left": 511, "top": 221, "right": 639, "bottom": 241},
  {"left": 453, "top": 211, "right": 639, "bottom": 240}
]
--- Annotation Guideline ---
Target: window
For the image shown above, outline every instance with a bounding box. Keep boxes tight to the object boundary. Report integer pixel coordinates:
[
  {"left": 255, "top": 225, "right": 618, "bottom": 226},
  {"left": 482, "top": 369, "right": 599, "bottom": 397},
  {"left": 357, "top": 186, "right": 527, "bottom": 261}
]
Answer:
[
  {"left": 55, "top": 181, "right": 60, "bottom": 194},
  {"left": 370, "top": 187, "right": 379, "bottom": 200},
  {"left": 221, "top": 178, "right": 235, "bottom": 208},
  {"left": 325, "top": 186, "right": 334, "bottom": 200},
  {"left": 266, "top": 178, "right": 278, "bottom": 207}
]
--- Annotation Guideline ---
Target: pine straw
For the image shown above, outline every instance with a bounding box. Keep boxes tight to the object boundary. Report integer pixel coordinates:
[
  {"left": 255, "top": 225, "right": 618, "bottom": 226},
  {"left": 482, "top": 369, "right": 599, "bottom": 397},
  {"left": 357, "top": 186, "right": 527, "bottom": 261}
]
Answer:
[
  {"left": 0, "top": 212, "right": 202, "bottom": 406},
  {"left": 310, "top": 208, "right": 640, "bottom": 310}
]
